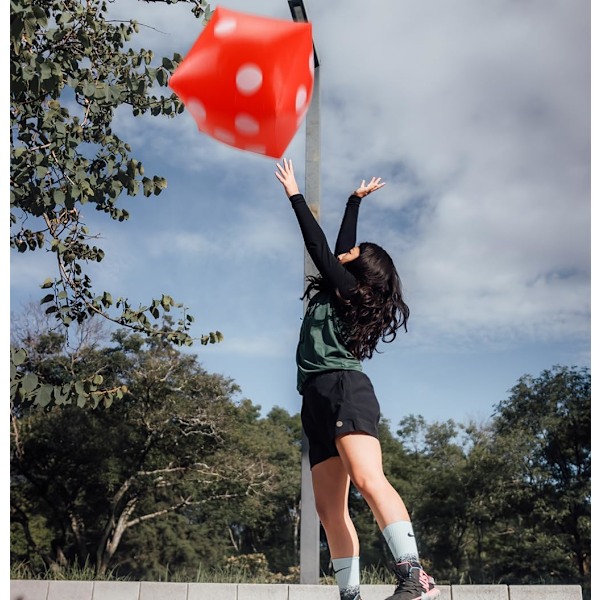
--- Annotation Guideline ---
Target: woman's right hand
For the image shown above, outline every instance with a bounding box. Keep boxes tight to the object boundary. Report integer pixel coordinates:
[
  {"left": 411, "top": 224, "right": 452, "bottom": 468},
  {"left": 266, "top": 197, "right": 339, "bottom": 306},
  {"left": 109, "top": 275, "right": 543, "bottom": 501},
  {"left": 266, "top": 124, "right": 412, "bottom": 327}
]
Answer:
[{"left": 275, "top": 158, "right": 300, "bottom": 198}]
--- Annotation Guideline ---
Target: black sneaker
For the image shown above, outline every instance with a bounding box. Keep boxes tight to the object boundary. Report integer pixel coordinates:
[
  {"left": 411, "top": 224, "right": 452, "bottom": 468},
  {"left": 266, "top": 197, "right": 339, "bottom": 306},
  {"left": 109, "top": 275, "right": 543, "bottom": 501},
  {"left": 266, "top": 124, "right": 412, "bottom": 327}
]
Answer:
[{"left": 384, "top": 561, "right": 440, "bottom": 600}]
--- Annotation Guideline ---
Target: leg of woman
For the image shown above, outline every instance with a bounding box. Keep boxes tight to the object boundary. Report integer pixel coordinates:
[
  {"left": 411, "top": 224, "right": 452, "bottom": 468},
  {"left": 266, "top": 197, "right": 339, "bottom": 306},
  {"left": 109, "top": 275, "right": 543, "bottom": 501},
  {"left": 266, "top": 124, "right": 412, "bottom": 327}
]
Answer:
[
  {"left": 335, "top": 433, "right": 440, "bottom": 600},
  {"left": 312, "top": 456, "right": 361, "bottom": 600},
  {"left": 311, "top": 455, "right": 358, "bottom": 558},
  {"left": 335, "top": 432, "right": 409, "bottom": 529},
  {"left": 335, "top": 433, "right": 419, "bottom": 560}
]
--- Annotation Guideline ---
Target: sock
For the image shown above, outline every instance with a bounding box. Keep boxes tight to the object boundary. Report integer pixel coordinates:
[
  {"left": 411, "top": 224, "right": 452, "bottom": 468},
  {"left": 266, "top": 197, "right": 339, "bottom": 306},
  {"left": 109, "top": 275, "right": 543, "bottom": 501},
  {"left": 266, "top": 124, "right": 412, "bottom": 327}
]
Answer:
[
  {"left": 332, "top": 556, "right": 360, "bottom": 600},
  {"left": 382, "top": 520, "right": 420, "bottom": 564}
]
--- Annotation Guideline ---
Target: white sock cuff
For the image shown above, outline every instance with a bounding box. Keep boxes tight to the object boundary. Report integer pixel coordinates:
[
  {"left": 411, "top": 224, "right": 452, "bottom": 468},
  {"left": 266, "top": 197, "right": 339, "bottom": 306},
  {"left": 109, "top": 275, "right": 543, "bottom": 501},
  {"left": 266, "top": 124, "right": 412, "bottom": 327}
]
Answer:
[
  {"left": 383, "top": 520, "right": 415, "bottom": 538},
  {"left": 332, "top": 556, "right": 360, "bottom": 589},
  {"left": 382, "top": 520, "right": 419, "bottom": 563}
]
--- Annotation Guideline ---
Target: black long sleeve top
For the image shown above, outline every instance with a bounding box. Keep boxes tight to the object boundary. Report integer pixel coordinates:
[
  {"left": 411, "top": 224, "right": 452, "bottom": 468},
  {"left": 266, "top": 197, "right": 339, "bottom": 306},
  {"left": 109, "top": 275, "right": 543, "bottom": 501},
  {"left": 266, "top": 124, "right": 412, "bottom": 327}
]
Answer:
[
  {"left": 288, "top": 193, "right": 363, "bottom": 393},
  {"left": 289, "top": 193, "right": 361, "bottom": 298}
]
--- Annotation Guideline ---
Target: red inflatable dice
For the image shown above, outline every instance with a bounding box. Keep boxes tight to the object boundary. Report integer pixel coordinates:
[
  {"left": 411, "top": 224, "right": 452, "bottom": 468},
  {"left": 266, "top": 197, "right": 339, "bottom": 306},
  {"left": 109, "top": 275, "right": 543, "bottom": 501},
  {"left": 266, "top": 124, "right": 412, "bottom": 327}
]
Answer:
[{"left": 169, "top": 6, "right": 315, "bottom": 158}]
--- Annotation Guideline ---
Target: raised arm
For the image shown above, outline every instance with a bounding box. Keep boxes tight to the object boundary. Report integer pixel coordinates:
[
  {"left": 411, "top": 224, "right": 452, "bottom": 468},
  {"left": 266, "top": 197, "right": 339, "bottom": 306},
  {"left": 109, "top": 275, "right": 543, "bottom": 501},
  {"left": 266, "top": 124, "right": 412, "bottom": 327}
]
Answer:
[
  {"left": 275, "top": 158, "right": 356, "bottom": 297},
  {"left": 334, "top": 177, "right": 386, "bottom": 255},
  {"left": 334, "top": 195, "right": 361, "bottom": 256}
]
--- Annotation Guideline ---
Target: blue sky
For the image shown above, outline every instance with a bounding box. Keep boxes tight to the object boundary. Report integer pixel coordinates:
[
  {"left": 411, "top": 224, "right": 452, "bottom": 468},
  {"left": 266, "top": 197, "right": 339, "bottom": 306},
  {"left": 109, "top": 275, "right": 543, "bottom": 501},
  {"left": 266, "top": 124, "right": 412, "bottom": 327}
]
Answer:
[{"left": 9, "top": 0, "right": 591, "bottom": 431}]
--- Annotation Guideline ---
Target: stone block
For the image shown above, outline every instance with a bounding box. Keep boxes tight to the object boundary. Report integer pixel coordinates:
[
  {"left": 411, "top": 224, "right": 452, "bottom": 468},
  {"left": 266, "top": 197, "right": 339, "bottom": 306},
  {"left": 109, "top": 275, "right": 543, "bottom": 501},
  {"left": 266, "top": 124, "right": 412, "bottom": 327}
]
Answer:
[
  {"left": 436, "top": 585, "right": 452, "bottom": 600},
  {"left": 187, "top": 582, "right": 237, "bottom": 600},
  {"left": 139, "top": 581, "right": 188, "bottom": 600},
  {"left": 360, "top": 584, "right": 396, "bottom": 600},
  {"left": 10, "top": 580, "right": 49, "bottom": 600},
  {"left": 288, "top": 584, "right": 339, "bottom": 599},
  {"left": 452, "top": 584, "right": 509, "bottom": 600},
  {"left": 237, "top": 583, "right": 289, "bottom": 600},
  {"left": 93, "top": 581, "right": 141, "bottom": 600},
  {"left": 47, "top": 580, "right": 94, "bottom": 600},
  {"left": 509, "top": 585, "right": 582, "bottom": 600}
]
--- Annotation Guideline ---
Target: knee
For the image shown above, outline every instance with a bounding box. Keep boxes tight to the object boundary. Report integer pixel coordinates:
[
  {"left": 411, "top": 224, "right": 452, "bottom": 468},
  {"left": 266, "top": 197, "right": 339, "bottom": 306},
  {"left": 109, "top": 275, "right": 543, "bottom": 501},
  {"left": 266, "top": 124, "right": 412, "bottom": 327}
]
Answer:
[
  {"left": 351, "top": 471, "right": 387, "bottom": 502},
  {"left": 315, "top": 500, "right": 348, "bottom": 529}
]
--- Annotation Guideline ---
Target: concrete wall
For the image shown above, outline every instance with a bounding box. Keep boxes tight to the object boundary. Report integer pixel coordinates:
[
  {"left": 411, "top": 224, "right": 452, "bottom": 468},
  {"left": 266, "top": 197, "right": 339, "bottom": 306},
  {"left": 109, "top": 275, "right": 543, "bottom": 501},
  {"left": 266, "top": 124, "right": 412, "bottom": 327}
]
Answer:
[{"left": 10, "top": 581, "right": 583, "bottom": 600}]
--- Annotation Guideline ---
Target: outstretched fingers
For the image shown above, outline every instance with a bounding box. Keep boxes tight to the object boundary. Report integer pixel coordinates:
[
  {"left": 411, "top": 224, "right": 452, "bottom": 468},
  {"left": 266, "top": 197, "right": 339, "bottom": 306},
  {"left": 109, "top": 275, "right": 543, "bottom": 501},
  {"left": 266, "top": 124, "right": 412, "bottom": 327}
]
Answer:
[
  {"left": 355, "top": 176, "right": 386, "bottom": 198},
  {"left": 366, "top": 177, "right": 385, "bottom": 192},
  {"left": 275, "top": 158, "right": 300, "bottom": 197}
]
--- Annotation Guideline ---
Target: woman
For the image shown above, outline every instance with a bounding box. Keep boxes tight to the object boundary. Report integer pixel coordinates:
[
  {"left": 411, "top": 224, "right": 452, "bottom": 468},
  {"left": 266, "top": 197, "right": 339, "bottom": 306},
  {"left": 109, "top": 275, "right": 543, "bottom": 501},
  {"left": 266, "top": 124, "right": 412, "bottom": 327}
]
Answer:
[{"left": 275, "top": 158, "right": 439, "bottom": 600}]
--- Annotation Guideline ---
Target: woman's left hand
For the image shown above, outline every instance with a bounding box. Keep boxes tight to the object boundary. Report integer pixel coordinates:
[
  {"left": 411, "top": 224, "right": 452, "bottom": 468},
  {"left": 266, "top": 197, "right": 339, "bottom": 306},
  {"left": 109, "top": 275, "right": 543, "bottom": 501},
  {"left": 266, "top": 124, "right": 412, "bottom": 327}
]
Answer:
[{"left": 354, "top": 177, "right": 385, "bottom": 198}]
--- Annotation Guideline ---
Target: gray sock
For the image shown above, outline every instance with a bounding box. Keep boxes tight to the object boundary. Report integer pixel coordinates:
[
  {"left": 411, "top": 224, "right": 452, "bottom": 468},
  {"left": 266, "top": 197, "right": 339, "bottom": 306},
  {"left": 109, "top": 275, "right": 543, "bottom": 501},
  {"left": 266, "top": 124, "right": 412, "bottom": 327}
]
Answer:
[
  {"left": 332, "top": 556, "right": 360, "bottom": 600},
  {"left": 382, "top": 520, "right": 420, "bottom": 564}
]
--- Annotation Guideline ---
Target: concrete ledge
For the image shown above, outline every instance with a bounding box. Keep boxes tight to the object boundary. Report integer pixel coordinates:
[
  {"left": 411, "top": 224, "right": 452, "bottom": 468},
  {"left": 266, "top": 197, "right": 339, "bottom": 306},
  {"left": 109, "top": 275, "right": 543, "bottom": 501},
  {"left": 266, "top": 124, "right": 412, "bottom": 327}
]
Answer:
[
  {"left": 47, "top": 580, "right": 94, "bottom": 600},
  {"left": 9, "top": 580, "right": 583, "bottom": 600},
  {"left": 508, "top": 585, "right": 583, "bottom": 600},
  {"left": 92, "top": 582, "right": 141, "bottom": 600},
  {"left": 452, "top": 584, "right": 508, "bottom": 600},
  {"left": 188, "top": 583, "right": 237, "bottom": 600}
]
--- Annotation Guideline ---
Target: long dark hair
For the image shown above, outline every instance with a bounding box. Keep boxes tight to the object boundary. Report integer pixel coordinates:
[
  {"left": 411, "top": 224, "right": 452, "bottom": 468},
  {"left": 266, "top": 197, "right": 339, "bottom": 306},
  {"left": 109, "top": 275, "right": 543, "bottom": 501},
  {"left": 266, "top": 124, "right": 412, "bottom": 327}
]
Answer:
[{"left": 303, "top": 242, "right": 410, "bottom": 360}]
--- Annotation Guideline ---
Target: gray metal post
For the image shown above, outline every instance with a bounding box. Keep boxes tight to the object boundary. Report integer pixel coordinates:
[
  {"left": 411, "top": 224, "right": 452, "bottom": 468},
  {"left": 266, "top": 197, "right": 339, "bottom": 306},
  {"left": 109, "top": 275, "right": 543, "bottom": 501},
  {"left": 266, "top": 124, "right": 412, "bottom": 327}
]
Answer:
[
  {"left": 300, "top": 63, "right": 321, "bottom": 585},
  {"left": 288, "top": 0, "right": 321, "bottom": 585}
]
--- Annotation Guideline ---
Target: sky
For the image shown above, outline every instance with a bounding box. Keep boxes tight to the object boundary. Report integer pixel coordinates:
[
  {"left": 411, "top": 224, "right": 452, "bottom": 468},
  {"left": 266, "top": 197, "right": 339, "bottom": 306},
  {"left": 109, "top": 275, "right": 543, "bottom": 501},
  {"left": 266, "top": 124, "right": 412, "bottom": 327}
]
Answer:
[{"left": 9, "top": 0, "right": 592, "bottom": 432}]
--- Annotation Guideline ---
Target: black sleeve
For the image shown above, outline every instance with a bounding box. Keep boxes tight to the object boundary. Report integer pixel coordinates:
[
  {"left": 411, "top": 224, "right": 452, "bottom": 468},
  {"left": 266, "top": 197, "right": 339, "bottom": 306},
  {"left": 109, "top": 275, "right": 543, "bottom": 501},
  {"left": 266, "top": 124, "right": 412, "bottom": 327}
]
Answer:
[
  {"left": 289, "top": 194, "right": 357, "bottom": 298},
  {"left": 334, "top": 195, "right": 362, "bottom": 256}
]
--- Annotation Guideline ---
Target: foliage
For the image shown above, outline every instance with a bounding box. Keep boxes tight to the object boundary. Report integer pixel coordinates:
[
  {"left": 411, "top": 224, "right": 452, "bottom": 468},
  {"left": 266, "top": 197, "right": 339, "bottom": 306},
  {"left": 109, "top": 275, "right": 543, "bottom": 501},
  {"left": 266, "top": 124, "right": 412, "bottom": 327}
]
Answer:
[
  {"left": 488, "top": 366, "right": 591, "bottom": 585},
  {"left": 390, "top": 365, "right": 590, "bottom": 593},
  {"left": 10, "top": 0, "right": 221, "bottom": 409},
  {"left": 10, "top": 322, "right": 590, "bottom": 593},
  {"left": 10, "top": 324, "right": 291, "bottom": 577}
]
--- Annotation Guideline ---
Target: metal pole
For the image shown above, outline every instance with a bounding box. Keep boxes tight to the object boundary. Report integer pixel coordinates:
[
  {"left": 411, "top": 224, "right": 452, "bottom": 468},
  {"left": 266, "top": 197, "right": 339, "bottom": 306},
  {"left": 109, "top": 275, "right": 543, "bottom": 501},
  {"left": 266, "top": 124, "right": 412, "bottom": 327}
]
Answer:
[
  {"left": 288, "top": 0, "right": 321, "bottom": 586},
  {"left": 300, "top": 64, "right": 321, "bottom": 585}
]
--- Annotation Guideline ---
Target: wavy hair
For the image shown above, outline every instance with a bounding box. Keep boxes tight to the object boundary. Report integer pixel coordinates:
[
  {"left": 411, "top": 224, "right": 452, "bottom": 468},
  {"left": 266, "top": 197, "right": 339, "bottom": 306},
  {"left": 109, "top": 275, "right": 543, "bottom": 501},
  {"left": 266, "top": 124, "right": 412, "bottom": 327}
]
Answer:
[{"left": 303, "top": 242, "right": 410, "bottom": 360}]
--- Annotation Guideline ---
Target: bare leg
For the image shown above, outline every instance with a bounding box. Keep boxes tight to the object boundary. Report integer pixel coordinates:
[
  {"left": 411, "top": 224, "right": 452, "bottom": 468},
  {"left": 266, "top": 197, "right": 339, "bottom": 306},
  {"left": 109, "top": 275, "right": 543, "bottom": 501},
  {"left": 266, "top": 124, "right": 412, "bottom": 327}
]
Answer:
[
  {"left": 335, "top": 433, "right": 439, "bottom": 599},
  {"left": 311, "top": 456, "right": 359, "bottom": 558},
  {"left": 335, "top": 432, "right": 410, "bottom": 529}
]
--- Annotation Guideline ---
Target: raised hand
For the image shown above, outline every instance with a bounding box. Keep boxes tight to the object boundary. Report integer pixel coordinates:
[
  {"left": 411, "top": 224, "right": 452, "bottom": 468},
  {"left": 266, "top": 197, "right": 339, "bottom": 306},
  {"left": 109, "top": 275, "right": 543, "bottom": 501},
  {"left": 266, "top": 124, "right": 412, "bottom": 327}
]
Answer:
[
  {"left": 354, "top": 177, "right": 385, "bottom": 198},
  {"left": 275, "top": 158, "right": 300, "bottom": 198}
]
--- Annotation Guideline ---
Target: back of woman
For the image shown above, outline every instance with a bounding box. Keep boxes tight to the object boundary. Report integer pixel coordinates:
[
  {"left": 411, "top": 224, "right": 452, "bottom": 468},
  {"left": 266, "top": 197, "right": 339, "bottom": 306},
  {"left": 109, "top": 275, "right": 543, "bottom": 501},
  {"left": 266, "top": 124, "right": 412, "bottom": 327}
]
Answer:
[{"left": 275, "top": 158, "right": 439, "bottom": 600}]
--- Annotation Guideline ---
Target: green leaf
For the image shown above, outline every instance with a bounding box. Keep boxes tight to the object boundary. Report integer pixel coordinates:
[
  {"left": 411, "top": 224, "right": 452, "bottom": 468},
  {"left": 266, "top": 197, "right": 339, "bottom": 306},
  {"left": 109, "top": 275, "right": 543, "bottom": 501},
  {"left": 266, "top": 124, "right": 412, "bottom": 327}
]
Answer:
[
  {"left": 21, "top": 373, "right": 39, "bottom": 394},
  {"left": 35, "top": 385, "right": 53, "bottom": 408},
  {"left": 11, "top": 0, "right": 210, "bottom": 378},
  {"left": 12, "top": 348, "right": 28, "bottom": 366}
]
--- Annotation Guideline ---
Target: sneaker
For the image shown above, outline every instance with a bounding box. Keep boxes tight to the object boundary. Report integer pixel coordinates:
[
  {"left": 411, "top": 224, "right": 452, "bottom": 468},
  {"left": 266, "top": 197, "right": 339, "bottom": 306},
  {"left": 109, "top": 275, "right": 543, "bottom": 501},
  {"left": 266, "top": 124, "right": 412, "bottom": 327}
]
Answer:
[{"left": 384, "top": 561, "right": 440, "bottom": 600}]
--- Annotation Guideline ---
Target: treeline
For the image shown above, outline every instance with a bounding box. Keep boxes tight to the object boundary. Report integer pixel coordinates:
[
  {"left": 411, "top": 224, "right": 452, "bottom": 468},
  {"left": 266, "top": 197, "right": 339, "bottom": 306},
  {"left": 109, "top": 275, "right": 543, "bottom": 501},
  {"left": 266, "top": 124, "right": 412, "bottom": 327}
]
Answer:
[{"left": 10, "top": 321, "right": 590, "bottom": 594}]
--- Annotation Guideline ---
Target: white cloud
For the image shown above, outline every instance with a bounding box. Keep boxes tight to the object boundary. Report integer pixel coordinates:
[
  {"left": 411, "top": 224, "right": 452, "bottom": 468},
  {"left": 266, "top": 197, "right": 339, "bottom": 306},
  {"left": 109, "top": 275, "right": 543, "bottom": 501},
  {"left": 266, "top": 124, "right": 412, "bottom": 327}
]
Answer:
[{"left": 11, "top": 0, "right": 589, "bottom": 422}]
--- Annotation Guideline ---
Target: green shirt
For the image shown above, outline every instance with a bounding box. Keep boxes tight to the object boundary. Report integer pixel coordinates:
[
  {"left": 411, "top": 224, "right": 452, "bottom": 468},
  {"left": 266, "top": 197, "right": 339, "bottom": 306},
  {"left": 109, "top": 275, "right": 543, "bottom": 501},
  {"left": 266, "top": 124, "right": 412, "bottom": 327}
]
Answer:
[{"left": 296, "top": 290, "right": 362, "bottom": 393}]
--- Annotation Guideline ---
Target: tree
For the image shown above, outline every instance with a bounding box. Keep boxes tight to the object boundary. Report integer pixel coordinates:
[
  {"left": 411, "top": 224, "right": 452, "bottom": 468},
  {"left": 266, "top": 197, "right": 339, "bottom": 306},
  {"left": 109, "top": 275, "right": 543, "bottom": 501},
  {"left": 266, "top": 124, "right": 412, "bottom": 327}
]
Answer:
[
  {"left": 488, "top": 366, "right": 591, "bottom": 587},
  {"left": 10, "top": 0, "right": 221, "bottom": 409},
  {"left": 208, "top": 405, "right": 303, "bottom": 576},
  {"left": 389, "top": 365, "right": 590, "bottom": 595},
  {"left": 11, "top": 327, "right": 276, "bottom": 576},
  {"left": 393, "top": 415, "right": 479, "bottom": 580}
]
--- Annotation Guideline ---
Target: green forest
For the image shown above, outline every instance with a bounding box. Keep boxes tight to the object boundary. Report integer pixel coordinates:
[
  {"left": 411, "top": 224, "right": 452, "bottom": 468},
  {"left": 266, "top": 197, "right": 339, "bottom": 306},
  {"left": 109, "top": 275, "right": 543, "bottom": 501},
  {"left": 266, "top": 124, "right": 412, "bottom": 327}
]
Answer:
[{"left": 10, "top": 317, "right": 591, "bottom": 595}]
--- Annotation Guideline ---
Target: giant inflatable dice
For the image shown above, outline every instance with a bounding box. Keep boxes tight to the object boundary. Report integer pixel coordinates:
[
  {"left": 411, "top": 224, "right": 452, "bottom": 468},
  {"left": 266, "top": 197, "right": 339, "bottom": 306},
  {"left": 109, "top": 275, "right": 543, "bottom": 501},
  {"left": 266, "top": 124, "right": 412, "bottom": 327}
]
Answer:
[{"left": 169, "top": 6, "right": 315, "bottom": 158}]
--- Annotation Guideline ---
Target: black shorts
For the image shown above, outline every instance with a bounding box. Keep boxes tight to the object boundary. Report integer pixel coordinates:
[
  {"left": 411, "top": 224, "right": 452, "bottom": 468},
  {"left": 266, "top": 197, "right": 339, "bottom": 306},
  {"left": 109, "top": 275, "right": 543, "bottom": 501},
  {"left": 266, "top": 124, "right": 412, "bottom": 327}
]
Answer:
[{"left": 301, "top": 369, "right": 381, "bottom": 468}]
